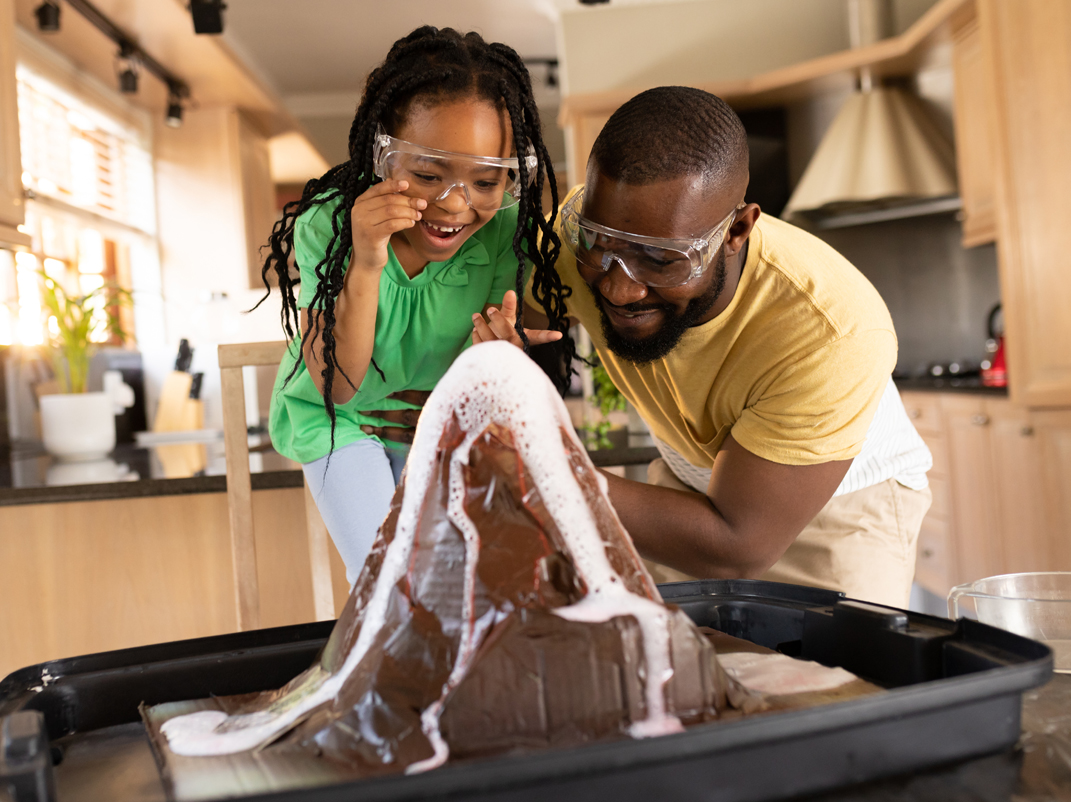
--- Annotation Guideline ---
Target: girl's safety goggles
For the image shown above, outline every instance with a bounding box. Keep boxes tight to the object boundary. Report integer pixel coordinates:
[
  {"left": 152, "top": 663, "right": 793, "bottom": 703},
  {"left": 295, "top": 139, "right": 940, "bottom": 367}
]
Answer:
[
  {"left": 561, "top": 188, "right": 746, "bottom": 288},
  {"left": 373, "top": 126, "right": 538, "bottom": 212}
]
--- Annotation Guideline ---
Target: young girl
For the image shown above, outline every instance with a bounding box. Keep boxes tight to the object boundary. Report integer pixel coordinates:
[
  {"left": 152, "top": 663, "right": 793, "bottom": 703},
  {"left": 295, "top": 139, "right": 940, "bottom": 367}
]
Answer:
[{"left": 260, "top": 27, "right": 575, "bottom": 585}]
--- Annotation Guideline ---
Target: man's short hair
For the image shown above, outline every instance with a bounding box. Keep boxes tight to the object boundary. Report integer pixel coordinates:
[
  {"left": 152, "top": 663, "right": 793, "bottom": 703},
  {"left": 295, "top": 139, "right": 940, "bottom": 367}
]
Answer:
[{"left": 590, "top": 86, "right": 748, "bottom": 188}]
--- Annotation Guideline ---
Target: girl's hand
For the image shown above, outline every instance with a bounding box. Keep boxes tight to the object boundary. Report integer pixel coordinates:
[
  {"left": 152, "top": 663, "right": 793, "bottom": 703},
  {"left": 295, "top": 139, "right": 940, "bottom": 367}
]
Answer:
[
  {"left": 471, "top": 291, "right": 564, "bottom": 348},
  {"left": 349, "top": 180, "right": 427, "bottom": 273}
]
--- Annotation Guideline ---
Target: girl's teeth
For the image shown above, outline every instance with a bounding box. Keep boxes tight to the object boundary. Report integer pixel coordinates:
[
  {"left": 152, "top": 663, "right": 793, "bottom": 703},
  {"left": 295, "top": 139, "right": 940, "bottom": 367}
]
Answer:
[{"left": 426, "top": 222, "right": 462, "bottom": 234}]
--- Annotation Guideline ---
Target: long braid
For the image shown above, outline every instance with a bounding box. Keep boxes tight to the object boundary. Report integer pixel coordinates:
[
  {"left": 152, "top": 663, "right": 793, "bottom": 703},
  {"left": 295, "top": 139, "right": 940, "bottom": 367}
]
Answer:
[
  {"left": 484, "top": 45, "right": 574, "bottom": 393},
  {"left": 257, "top": 26, "right": 576, "bottom": 455}
]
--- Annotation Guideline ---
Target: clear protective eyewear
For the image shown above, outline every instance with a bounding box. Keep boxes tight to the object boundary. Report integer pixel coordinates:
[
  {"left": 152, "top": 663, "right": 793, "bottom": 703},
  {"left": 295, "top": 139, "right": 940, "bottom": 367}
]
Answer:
[
  {"left": 373, "top": 125, "right": 538, "bottom": 212},
  {"left": 561, "top": 188, "right": 746, "bottom": 288}
]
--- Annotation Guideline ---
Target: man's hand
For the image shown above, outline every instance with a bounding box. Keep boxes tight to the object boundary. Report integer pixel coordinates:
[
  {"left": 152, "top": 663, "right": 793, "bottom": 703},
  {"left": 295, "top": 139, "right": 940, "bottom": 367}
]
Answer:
[
  {"left": 359, "top": 390, "right": 432, "bottom": 445},
  {"left": 471, "top": 291, "right": 564, "bottom": 348}
]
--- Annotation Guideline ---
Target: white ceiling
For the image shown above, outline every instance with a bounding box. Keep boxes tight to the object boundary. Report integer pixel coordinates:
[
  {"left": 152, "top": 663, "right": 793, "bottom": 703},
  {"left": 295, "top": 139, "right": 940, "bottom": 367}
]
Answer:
[
  {"left": 221, "top": 0, "right": 561, "bottom": 103},
  {"left": 217, "top": 0, "right": 568, "bottom": 166}
]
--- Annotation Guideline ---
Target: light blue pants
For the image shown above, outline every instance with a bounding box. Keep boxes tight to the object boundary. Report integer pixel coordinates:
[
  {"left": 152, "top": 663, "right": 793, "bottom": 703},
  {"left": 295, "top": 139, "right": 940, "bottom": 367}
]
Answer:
[{"left": 302, "top": 439, "right": 408, "bottom": 587}]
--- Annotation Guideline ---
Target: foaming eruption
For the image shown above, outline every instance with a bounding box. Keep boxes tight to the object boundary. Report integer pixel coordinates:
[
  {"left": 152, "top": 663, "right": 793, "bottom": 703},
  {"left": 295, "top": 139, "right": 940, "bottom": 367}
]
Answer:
[{"left": 152, "top": 342, "right": 739, "bottom": 773}]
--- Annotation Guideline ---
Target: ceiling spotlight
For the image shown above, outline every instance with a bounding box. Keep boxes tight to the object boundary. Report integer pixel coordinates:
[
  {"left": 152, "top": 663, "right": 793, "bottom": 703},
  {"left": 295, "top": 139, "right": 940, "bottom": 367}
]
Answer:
[
  {"left": 189, "top": 0, "right": 226, "bottom": 34},
  {"left": 118, "top": 67, "right": 138, "bottom": 93},
  {"left": 116, "top": 43, "right": 139, "bottom": 94},
  {"left": 165, "top": 99, "right": 183, "bottom": 128},
  {"left": 35, "top": 1, "right": 61, "bottom": 32}
]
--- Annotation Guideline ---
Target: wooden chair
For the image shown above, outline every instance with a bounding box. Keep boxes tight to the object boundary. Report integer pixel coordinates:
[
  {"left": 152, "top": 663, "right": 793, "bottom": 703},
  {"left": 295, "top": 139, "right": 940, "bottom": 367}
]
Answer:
[{"left": 218, "top": 341, "right": 335, "bottom": 631}]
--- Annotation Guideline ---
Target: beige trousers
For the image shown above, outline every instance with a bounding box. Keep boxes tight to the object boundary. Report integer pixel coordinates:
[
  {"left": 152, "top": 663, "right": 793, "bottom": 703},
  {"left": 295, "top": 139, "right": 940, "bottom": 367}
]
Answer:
[{"left": 642, "top": 458, "right": 932, "bottom": 608}]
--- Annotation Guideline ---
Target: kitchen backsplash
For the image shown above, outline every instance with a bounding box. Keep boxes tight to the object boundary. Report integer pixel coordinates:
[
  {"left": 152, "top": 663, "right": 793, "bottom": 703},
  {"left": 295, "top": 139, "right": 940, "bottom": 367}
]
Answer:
[{"left": 815, "top": 212, "right": 1001, "bottom": 377}]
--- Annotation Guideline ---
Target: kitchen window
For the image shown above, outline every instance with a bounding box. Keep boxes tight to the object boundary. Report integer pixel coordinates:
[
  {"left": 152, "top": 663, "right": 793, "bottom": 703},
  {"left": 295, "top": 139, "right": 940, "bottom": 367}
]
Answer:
[{"left": 1, "top": 63, "right": 158, "bottom": 349}]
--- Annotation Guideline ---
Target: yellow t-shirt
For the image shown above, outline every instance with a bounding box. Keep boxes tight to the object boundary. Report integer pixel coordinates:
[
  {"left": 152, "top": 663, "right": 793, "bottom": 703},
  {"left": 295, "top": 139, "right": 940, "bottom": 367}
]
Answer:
[{"left": 552, "top": 195, "right": 897, "bottom": 472}]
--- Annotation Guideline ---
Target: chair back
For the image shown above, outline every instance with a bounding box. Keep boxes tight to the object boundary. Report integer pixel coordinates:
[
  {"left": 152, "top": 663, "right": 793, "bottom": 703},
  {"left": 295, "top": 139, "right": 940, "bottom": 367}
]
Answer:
[{"left": 218, "top": 341, "right": 335, "bottom": 630}]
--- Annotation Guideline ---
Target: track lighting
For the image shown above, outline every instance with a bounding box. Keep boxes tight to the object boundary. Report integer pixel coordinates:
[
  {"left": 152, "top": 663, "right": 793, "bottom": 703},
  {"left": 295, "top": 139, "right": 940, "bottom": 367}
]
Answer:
[
  {"left": 165, "top": 97, "right": 184, "bottom": 128},
  {"left": 189, "top": 0, "right": 226, "bottom": 34},
  {"left": 35, "top": 1, "right": 61, "bottom": 32},
  {"left": 116, "top": 42, "right": 139, "bottom": 94}
]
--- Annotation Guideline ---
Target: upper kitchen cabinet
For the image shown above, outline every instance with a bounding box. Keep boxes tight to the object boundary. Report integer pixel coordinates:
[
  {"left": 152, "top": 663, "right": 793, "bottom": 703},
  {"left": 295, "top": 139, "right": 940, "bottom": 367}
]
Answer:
[
  {"left": 949, "top": 6, "right": 996, "bottom": 248},
  {"left": 979, "top": 0, "right": 1071, "bottom": 407},
  {"left": 0, "top": 0, "right": 30, "bottom": 249}
]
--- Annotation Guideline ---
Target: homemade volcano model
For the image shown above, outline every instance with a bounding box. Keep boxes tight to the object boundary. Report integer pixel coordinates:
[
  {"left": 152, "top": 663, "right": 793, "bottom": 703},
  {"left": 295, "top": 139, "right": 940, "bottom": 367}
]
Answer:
[{"left": 149, "top": 342, "right": 853, "bottom": 780}]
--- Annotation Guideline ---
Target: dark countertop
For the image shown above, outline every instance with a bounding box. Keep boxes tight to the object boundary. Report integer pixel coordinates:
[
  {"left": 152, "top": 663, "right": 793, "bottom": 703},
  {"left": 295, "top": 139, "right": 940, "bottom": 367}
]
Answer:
[
  {"left": 0, "top": 431, "right": 659, "bottom": 508},
  {"left": 894, "top": 376, "right": 1010, "bottom": 396}
]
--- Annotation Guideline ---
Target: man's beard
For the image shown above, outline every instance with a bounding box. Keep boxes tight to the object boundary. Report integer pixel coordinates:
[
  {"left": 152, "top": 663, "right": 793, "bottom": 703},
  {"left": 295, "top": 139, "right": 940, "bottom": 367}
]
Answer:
[{"left": 590, "top": 249, "right": 727, "bottom": 365}]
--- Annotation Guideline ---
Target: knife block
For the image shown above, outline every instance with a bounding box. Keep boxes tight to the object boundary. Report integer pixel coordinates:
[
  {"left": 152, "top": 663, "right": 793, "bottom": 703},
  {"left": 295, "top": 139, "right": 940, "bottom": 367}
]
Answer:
[{"left": 153, "top": 371, "right": 197, "bottom": 432}]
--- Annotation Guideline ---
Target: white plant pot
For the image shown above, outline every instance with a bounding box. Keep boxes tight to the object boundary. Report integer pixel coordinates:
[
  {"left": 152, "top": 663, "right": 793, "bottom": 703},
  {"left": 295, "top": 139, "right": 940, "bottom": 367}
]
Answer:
[{"left": 39, "top": 392, "right": 117, "bottom": 461}]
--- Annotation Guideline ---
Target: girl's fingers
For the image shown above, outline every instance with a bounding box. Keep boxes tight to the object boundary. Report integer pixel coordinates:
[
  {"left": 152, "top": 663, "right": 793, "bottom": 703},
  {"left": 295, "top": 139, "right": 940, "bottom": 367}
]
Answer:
[
  {"left": 484, "top": 306, "right": 518, "bottom": 341},
  {"left": 359, "top": 424, "right": 416, "bottom": 445},
  {"left": 472, "top": 312, "right": 512, "bottom": 345},
  {"left": 388, "top": 389, "right": 432, "bottom": 407},
  {"left": 358, "top": 193, "right": 427, "bottom": 213},
  {"left": 358, "top": 201, "right": 423, "bottom": 227},
  {"left": 376, "top": 218, "right": 418, "bottom": 234},
  {"left": 359, "top": 179, "right": 413, "bottom": 199},
  {"left": 523, "top": 328, "right": 564, "bottom": 345},
  {"left": 499, "top": 290, "right": 519, "bottom": 323}
]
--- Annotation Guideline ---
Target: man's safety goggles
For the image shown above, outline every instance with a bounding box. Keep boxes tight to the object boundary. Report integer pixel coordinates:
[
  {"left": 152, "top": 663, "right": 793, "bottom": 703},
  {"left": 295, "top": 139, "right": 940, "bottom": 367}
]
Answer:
[
  {"left": 373, "top": 126, "right": 538, "bottom": 212},
  {"left": 561, "top": 188, "right": 746, "bottom": 288}
]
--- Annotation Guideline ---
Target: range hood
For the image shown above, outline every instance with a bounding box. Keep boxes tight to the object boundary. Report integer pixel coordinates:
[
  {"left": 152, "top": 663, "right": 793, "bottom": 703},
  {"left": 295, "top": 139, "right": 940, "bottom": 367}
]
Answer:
[{"left": 782, "top": 0, "right": 959, "bottom": 227}]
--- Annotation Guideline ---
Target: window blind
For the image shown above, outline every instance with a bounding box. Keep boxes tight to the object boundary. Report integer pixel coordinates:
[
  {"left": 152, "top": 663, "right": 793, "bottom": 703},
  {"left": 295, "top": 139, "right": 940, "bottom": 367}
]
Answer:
[{"left": 16, "top": 66, "right": 156, "bottom": 236}]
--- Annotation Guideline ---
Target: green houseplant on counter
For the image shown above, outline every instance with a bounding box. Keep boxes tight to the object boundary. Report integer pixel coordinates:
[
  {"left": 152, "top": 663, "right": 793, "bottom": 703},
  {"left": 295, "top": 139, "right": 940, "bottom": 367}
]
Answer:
[
  {"left": 36, "top": 271, "right": 135, "bottom": 460},
  {"left": 583, "top": 362, "right": 627, "bottom": 450}
]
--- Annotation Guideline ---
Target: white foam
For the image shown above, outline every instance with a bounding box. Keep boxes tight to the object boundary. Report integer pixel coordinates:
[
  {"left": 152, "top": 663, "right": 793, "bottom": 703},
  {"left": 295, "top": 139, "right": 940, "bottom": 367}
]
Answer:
[{"left": 162, "top": 342, "right": 678, "bottom": 758}]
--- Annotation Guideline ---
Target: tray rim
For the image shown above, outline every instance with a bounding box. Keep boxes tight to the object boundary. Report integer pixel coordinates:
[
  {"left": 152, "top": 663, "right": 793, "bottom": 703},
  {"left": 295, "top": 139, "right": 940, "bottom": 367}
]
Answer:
[{"left": 0, "top": 579, "right": 1054, "bottom": 802}]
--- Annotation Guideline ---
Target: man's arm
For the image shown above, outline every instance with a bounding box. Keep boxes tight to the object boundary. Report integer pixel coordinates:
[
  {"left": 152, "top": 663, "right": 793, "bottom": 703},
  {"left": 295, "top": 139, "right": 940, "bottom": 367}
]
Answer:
[{"left": 604, "top": 434, "right": 851, "bottom": 578}]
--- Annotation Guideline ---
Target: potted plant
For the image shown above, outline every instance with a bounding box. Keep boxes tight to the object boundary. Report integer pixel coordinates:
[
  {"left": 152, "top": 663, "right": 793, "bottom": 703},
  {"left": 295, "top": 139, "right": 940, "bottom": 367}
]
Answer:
[
  {"left": 583, "top": 361, "right": 627, "bottom": 450},
  {"left": 36, "top": 270, "right": 134, "bottom": 460}
]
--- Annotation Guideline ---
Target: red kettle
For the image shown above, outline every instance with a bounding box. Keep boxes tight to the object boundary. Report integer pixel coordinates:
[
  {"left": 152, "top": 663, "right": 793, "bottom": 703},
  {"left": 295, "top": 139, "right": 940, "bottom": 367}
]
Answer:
[{"left": 981, "top": 303, "right": 1007, "bottom": 388}]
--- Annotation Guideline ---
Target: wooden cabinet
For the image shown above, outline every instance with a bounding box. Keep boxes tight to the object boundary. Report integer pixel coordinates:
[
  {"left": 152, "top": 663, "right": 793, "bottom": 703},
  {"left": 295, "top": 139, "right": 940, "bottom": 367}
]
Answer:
[
  {"left": 903, "top": 390, "right": 1071, "bottom": 600},
  {"left": 988, "top": 401, "right": 1050, "bottom": 575},
  {"left": 950, "top": 8, "right": 997, "bottom": 248},
  {"left": 902, "top": 391, "right": 957, "bottom": 594},
  {"left": 978, "top": 0, "right": 1071, "bottom": 406},
  {"left": 942, "top": 394, "right": 1004, "bottom": 583},
  {"left": 1034, "top": 410, "right": 1071, "bottom": 570},
  {"left": 0, "top": 0, "right": 30, "bottom": 248},
  {"left": 0, "top": 486, "right": 348, "bottom": 679}
]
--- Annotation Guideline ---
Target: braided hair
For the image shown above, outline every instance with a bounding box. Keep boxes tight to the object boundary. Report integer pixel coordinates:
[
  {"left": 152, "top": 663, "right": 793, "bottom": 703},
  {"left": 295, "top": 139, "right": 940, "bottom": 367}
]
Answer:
[{"left": 256, "top": 27, "right": 575, "bottom": 455}]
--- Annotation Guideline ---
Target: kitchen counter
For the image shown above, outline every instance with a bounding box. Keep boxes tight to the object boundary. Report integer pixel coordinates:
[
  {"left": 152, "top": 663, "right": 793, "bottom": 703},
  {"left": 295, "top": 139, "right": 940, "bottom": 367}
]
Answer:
[
  {"left": 895, "top": 376, "right": 1010, "bottom": 396},
  {"left": 0, "top": 432, "right": 659, "bottom": 508}
]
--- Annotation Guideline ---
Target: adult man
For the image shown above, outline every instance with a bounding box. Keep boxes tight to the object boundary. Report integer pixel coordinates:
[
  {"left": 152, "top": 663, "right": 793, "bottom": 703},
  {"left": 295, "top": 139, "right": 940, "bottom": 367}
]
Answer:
[{"left": 516, "top": 86, "right": 931, "bottom": 607}]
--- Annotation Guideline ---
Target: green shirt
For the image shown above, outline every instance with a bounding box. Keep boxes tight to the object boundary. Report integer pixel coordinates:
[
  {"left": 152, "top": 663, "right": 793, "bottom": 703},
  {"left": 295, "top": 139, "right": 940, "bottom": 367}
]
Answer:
[{"left": 269, "top": 195, "right": 525, "bottom": 463}]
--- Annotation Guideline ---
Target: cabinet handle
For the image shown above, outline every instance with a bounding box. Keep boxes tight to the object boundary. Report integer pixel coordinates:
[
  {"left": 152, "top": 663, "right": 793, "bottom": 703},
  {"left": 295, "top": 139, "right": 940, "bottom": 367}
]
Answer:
[
  {"left": 971, "top": 415, "right": 990, "bottom": 426},
  {"left": 1021, "top": 425, "right": 1035, "bottom": 437},
  {"left": 908, "top": 408, "right": 922, "bottom": 420}
]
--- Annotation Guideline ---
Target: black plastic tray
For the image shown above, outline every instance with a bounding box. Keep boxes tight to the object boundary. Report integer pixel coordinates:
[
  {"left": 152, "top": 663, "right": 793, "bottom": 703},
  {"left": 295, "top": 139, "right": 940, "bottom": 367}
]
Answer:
[{"left": 0, "top": 580, "right": 1054, "bottom": 802}]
